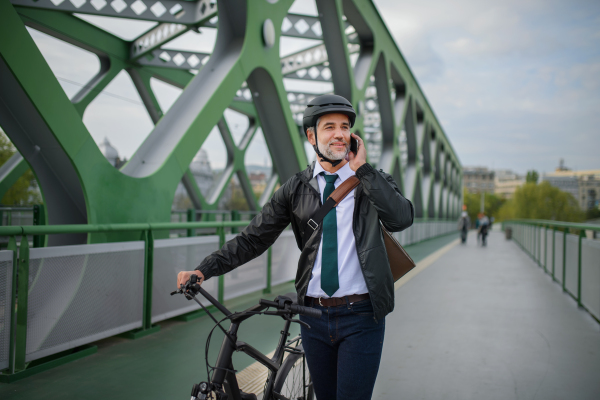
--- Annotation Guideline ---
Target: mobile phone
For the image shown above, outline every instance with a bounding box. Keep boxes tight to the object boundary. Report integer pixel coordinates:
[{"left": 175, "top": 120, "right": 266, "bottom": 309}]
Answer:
[{"left": 350, "top": 137, "right": 358, "bottom": 155}]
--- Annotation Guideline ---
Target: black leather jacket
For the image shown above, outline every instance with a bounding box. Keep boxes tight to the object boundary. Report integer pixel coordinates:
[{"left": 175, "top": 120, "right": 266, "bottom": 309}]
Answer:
[{"left": 197, "top": 162, "right": 414, "bottom": 320}]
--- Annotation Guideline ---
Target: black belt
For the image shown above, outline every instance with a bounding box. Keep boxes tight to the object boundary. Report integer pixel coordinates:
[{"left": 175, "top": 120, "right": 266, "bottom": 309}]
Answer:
[{"left": 306, "top": 293, "right": 370, "bottom": 307}]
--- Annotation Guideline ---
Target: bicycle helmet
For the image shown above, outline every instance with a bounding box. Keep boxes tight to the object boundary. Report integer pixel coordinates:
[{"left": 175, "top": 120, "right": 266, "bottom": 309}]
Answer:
[{"left": 302, "top": 94, "right": 357, "bottom": 167}]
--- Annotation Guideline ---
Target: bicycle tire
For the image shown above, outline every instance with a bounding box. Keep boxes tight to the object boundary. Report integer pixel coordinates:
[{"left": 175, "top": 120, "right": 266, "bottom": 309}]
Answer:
[{"left": 270, "top": 341, "right": 314, "bottom": 400}]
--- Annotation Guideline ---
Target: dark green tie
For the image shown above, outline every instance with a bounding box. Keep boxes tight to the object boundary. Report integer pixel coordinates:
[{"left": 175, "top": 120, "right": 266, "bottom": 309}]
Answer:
[{"left": 321, "top": 173, "right": 339, "bottom": 296}]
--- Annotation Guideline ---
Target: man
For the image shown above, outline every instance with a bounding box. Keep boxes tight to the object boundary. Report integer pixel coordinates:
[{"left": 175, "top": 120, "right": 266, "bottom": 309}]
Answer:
[{"left": 177, "top": 94, "right": 414, "bottom": 400}]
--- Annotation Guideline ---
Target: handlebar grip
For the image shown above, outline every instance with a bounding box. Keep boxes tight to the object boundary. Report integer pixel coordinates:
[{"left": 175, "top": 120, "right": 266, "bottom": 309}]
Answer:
[{"left": 290, "top": 304, "right": 322, "bottom": 318}]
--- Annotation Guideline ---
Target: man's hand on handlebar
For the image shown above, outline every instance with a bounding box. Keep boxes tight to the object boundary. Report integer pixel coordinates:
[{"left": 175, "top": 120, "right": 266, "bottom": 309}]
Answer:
[{"left": 177, "top": 270, "right": 205, "bottom": 289}]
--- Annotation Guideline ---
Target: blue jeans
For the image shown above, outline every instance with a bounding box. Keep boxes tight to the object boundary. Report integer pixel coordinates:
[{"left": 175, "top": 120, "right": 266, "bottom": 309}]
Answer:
[{"left": 300, "top": 299, "right": 386, "bottom": 400}]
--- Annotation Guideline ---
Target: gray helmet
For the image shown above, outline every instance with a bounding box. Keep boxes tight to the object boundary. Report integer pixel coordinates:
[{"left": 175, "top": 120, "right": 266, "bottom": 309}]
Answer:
[
  {"left": 302, "top": 94, "right": 356, "bottom": 136},
  {"left": 302, "top": 94, "right": 357, "bottom": 167}
]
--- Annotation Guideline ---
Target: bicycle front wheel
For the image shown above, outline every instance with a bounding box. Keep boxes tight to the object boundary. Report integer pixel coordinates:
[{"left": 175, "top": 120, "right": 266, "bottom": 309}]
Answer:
[{"left": 271, "top": 340, "right": 313, "bottom": 400}]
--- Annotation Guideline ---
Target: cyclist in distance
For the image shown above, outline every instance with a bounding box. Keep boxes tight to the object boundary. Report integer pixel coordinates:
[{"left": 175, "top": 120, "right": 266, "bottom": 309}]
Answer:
[{"left": 177, "top": 94, "right": 414, "bottom": 400}]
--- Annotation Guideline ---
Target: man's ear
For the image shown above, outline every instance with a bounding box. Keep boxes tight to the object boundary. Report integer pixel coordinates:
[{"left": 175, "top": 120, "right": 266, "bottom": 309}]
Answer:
[{"left": 307, "top": 130, "right": 316, "bottom": 146}]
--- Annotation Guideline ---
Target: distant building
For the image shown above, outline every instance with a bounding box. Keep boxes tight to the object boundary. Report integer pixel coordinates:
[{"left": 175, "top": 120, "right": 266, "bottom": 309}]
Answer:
[
  {"left": 98, "top": 137, "right": 126, "bottom": 167},
  {"left": 494, "top": 169, "right": 525, "bottom": 199},
  {"left": 173, "top": 149, "right": 216, "bottom": 210},
  {"left": 463, "top": 166, "right": 495, "bottom": 194},
  {"left": 189, "top": 149, "right": 215, "bottom": 197},
  {"left": 247, "top": 171, "right": 265, "bottom": 197},
  {"left": 542, "top": 160, "right": 600, "bottom": 211}
]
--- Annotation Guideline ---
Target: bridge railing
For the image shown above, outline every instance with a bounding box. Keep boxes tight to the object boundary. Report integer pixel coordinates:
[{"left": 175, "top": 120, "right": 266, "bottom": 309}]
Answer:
[
  {"left": 0, "top": 218, "right": 456, "bottom": 377},
  {"left": 503, "top": 220, "right": 600, "bottom": 322}
]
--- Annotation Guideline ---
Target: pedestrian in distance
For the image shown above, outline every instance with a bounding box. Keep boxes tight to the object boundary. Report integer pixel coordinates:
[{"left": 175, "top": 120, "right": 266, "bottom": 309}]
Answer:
[
  {"left": 458, "top": 205, "right": 470, "bottom": 244},
  {"left": 177, "top": 94, "right": 414, "bottom": 400},
  {"left": 478, "top": 213, "right": 490, "bottom": 246}
]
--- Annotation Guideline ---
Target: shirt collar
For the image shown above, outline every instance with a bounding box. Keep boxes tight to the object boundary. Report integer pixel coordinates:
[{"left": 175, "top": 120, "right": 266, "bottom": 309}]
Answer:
[{"left": 313, "top": 160, "right": 355, "bottom": 182}]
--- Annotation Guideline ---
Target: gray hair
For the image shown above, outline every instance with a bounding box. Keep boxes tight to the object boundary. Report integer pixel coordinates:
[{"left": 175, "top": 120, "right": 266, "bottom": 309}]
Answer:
[{"left": 306, "top": 117, "right": 321, "bottom": 137}]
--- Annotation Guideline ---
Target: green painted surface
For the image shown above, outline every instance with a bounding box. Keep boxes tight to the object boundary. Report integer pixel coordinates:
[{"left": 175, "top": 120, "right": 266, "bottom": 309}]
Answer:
[
  {"left": 0, "top": 0, "right": 462, "bottom": 243},
  {"left": 0, "top": 237, "right": 456, "bottom": 398}
]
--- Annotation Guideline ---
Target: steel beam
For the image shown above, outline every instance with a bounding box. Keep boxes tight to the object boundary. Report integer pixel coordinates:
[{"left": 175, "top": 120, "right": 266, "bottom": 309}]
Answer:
[
  {"left": 11, "top": 0, "right": 217, "bottom": 25},
  {"left": 0, "top": 0, "right": 462, "bottom": 241}
]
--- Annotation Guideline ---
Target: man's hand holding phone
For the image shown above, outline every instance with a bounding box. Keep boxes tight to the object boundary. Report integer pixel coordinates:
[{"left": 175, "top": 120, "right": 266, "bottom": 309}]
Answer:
[{"left": 348, "top": 133, "right": 366, "bottom": 171}]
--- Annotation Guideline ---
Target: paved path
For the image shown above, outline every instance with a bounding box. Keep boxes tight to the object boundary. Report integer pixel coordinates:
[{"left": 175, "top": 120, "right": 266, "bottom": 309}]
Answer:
[{"left": 374, "top": 231, "right": 600, "bottom": 400}]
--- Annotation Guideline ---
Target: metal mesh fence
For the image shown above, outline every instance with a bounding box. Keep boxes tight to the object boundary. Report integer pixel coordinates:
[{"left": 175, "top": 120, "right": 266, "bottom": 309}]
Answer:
[
  {"left": 581, "top": 239, "right": 600, "bottom": 319},
  {"left": 0, "top": 251, "right": 13, "bottom": 370},
  {"left": 554, "top": 231, "right": 564, "bottom": 284},
  {"left": 1, "top": 210, "right": 34, "bottom": 227},
  {"left": 26, "top": 242, "right": 145, "bottom": 362},
  {"left": 546, "top": 229, "right": 554, "bottom": 275},
  {"left": 152, "top": 236, "right": 220, "bottom": 323},
  {"left": 564, "top": 234, "right": 579, "bottom": 297},
  {"left": 223, "top": 234, "right": 267, "bottom": 301},
  {"left": 535, "top": 227, "right": 540, "bottom": 261},
  {"left": 509, "top": 222, "right": 600, "bottom": 321},
  {"left": 271, "top": 231, "right": 301, "bottom": 286}
]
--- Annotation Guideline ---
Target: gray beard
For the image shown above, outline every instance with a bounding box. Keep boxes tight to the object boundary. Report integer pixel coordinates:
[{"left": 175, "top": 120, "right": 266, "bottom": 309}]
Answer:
[{"left": 317, "top": 138, "right": 349, "bottom": 160}]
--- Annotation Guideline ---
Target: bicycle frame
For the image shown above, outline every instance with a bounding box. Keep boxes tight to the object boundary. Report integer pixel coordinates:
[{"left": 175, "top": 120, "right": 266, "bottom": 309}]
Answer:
[
  {"left": 212, "top": 315, "right": 297, "bottom": 399},
  {"left": 187, "top": 286, "right": 307, "bottom": 400}
]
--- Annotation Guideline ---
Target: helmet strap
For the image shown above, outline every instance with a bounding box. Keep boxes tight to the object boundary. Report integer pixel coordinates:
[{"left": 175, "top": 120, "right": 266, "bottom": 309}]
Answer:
[{"left": 313, "top": 126, "right": 343, "bottom": 167}]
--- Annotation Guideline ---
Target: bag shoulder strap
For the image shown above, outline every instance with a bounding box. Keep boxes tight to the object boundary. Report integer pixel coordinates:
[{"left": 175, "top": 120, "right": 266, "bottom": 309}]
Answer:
[{"left": 303, "top": 176, "right": 360, "bottom": 248}]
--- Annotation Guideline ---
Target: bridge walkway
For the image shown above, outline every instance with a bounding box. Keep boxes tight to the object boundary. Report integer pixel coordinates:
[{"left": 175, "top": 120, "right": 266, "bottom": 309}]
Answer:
[
  {"left": 0, "top": 231, "right": 598, "bottom": 399},
  {"left": 374, "top": 230, "right": 600, "bottom": 400}
]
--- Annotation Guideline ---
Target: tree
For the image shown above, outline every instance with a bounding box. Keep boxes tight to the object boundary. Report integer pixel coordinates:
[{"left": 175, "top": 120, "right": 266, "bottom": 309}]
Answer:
[
  {"left": 497, "top": 181, "right": 584, "bottom": 222},
  {"left": 0, "top": 130, "right": 42, "bottom": 206},
  {"left": 585, "top": 207, "right": 600, "bottom": 221},
  {"left": 222, "top": 178, "right": 250, "bottom": 211},
  {"left": 526, "top": 170, "right": 539, "bottom": 184}
]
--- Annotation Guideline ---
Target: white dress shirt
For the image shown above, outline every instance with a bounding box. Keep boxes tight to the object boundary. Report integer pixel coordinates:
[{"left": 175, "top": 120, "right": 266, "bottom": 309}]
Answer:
[{"left": 306, "top": 162, "right": 369, "bottom": 298}]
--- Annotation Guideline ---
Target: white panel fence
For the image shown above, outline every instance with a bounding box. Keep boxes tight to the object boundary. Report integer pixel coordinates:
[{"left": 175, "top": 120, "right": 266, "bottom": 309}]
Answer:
[
  {"left": 506, "top": 222, "right": 600, "bottom": 322},
  {"left": 0, "top": 219, "right": 456, "bottom": 371}
]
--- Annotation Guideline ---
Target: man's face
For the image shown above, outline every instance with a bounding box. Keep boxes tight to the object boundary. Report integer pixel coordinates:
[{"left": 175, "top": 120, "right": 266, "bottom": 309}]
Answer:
[{"left": 307, "top": 113, "right": 351, "bottom": 160}]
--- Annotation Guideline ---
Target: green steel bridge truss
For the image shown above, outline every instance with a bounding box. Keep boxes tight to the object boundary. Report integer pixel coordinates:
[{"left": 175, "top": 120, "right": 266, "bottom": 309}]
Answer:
[{"left": 0, "top": 0, "right": 462, "bottom": 245}]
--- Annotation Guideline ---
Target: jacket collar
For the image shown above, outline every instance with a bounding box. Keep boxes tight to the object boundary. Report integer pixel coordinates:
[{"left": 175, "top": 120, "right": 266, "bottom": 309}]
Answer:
[
  {"left": 297, "top": 162, "right": 320, "bottom": 195},
  {"left": 297, "top": 161, "right": 363, "bottom": 198}
]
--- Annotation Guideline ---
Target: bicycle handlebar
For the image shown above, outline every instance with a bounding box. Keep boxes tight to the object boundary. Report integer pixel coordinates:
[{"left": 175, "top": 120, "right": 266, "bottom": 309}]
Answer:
[
  {"left": 259, "top": 299, "right": 322, "bottom": 318},
  {"left": 196, "top": 285, "right": 232, "bottom": 317},
  {"left": 173, "top": 276, "right": 322, "bottom": 319},
  {"left": 289, "top": 304, "right": 322, "bottom": 318}
]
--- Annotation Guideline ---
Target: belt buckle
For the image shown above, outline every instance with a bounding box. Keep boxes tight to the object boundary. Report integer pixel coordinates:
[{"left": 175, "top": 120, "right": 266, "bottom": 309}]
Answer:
[
  {"left": 307, "top": 219, "right": 318, "bottom": 230},
  {"left": 318, "top": 297, "right": 324, "bottom": 306}
]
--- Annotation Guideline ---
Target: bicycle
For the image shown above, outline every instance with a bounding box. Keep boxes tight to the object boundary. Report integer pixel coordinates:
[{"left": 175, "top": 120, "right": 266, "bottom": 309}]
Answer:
[{"left": 171, "top": 275, "right": 322, "bottom": 400}]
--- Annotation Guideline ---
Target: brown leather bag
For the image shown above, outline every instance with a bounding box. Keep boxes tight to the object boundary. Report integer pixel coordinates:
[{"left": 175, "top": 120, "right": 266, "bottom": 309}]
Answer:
[
  {"left": 304, "top": 175, "right": 416, "bottom": 283},
  {"left": 381, "top": 223, "right": 416, "bottom": 282}
]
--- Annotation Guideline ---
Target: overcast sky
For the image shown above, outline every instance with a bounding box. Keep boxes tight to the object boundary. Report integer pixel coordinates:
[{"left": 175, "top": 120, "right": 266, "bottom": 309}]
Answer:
[
  {"left": 375, "top": 0, "right": 600, "bottom": 174},
  {"left": 16, "top": 0, "right": 600, "bottom": 175}
]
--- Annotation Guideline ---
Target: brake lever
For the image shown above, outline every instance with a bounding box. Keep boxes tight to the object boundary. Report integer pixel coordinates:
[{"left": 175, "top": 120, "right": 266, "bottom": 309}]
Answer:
[{"left": 289, "top": 318, "right": 311, "bottom": 329}]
